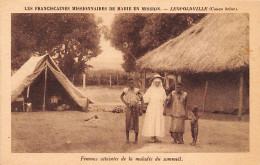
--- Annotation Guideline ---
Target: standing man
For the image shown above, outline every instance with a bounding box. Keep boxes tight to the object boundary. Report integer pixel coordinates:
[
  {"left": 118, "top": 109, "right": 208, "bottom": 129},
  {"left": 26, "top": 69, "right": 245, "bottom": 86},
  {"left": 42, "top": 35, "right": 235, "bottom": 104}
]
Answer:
[
  {"left": 167, "top": 82, "right": 188, "bottom": 144},
  {"left": 120, "top": 77, "right": 143, "bottom": 143}
]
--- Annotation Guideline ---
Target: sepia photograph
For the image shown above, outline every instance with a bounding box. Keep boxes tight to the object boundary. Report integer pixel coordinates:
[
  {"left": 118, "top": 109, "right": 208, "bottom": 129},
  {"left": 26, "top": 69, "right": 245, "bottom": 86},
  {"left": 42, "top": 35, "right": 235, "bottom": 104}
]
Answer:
[{"left": 10, "top": 13, "right": 250, "bottom": 153}]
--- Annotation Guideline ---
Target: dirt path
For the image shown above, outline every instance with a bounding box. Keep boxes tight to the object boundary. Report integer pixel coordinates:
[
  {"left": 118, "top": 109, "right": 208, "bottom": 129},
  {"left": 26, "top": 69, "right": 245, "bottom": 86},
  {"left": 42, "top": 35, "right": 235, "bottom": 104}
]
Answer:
[{"left": 11, "top": 111, "right": 249, "bottom": 153}]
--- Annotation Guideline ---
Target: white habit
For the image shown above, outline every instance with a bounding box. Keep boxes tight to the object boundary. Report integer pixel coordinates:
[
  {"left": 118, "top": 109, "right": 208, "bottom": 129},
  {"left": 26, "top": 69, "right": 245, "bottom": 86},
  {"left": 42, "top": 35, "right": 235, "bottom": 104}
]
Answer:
[{"left": 142, "top": 78, "right": 166, "bottom": 137}]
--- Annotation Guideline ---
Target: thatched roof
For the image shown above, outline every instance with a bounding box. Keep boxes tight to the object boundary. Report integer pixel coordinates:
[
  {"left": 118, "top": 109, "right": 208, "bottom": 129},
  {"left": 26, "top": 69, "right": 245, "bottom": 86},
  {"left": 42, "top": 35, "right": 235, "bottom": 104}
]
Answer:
[{"left": 137, "top": 14, "right": 249, "bottom": 74}]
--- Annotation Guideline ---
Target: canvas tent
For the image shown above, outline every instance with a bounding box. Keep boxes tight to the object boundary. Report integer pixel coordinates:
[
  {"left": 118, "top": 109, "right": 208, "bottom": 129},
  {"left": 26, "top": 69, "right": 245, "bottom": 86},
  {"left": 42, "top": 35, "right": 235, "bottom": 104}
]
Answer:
[
  {"left": 11, "top": 55, "right": 89, "bottom": 111},
  {"left": 137, "top": 14, "right": 249, "bottom": 119}
]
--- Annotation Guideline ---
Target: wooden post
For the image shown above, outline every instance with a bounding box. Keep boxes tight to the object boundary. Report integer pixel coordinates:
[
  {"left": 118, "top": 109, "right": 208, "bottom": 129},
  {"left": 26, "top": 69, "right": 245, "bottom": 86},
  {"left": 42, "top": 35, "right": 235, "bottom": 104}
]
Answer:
[
  {"left": 174, "top": 74, "right": 177, "bottom": 90},
  {"left": 83, "top": 73, "right": 86, "bottom": 91},
  {"left": 164, "top": 72, "right": 169, "bottom": 89},
  {"left": 142, "top": 70, "right": 146, "bottom": 92},
  {"left": 177, "top": 74, "right": 182, "bottom": 83},
  {"left": 109, "top": 74, "right": 112, "bottom": 87},
  {"left": 238, "top": 71, "right": 244, "bottom": 120},
  {"left": 117, "top": 75, "right": 119, "bottom": 85},
  {"left": 27, "top": 85, "right": 30, "bottom": 98},
  {"left": 42, "top": 67, "right": 47, "bottom": 111},
  {"left": 202, "top": 80, "right": 209, "bottom": 113}
]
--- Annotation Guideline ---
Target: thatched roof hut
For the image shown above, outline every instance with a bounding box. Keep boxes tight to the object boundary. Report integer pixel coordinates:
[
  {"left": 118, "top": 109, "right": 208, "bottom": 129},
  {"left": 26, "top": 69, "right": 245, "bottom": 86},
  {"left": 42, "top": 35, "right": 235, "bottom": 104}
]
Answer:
[
  {"left": 137, "top": 13, "right": 249, "bottom": 74},
  {"left": 137, "top": 14, "right": 249, "bottom": 119}
]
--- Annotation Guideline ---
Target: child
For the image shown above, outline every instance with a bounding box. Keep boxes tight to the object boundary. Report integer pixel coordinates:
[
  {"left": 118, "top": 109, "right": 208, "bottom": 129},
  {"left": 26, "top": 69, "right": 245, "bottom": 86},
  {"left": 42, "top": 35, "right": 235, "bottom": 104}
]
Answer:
[
  {"left": 120, "top": 77, "right": 143, "bottom": 143},
  {"left": 190, "top": 106, "right": 199, "bottom": 146}
]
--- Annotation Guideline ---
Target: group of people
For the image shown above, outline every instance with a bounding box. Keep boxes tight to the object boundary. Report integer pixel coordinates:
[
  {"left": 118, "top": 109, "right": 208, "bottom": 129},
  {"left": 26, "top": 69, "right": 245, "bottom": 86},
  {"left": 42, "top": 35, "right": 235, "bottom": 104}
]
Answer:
[{"left": 120, "top": 74, "right": 199, "bottom": 146}]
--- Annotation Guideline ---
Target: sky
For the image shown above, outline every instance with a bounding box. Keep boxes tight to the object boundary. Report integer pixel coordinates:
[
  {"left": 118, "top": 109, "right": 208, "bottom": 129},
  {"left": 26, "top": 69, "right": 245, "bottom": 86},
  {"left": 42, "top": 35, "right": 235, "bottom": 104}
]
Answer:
[{"left": 88, "top": 13, "right": 124, "bottom": 71}]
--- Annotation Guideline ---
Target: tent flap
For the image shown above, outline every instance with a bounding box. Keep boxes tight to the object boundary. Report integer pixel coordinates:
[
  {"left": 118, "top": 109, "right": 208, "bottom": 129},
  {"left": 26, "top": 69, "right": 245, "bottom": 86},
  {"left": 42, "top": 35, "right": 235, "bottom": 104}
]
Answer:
[{"left": 11, "top": 55, "right": 89, "bottom": 109}]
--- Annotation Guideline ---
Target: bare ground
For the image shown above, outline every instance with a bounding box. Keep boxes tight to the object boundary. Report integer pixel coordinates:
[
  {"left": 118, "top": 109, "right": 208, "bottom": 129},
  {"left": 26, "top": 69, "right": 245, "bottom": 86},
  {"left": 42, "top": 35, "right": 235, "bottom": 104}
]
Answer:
[
  {"left": 11, "top": 86, "right": 249, "bottom": 153},
  {"left": 11, "top": 111, "right": 249, "bottom": 153}
]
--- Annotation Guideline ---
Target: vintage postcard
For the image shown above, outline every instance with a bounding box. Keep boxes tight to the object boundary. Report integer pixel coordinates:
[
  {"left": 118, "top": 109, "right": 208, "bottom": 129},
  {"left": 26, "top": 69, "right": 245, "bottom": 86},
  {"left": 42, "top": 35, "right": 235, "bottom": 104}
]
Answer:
[{"left": 1, "top": 0, "right": 260, "bottom": 164}]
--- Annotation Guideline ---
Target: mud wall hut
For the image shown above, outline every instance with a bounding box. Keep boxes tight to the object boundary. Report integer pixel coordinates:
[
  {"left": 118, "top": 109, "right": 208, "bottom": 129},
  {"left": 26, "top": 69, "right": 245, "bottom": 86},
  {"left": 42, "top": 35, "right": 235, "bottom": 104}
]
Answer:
[{"left": 137, "top": 14, "right": 249, "bottom": 118}]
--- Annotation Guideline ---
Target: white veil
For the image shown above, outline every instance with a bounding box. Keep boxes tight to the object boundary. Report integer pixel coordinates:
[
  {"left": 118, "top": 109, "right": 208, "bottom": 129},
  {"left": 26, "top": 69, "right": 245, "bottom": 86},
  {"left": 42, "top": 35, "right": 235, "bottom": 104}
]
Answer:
[{"left": 143, "top": 78, "right": 166, "bottom": 103}]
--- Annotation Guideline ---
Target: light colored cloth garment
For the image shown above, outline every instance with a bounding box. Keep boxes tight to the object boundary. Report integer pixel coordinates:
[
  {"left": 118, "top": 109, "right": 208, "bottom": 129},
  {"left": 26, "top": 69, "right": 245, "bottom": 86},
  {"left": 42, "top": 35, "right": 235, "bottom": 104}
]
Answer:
[
  {"left": 123, "top": 88, "right": 141, "bottom": 106},
  {"left": 142, "top": 78, "right": 166, "bottom": 137},
  {"left": 169, "top": 91, "right": 187, "bottom": 133},
  {"left": 170, "top": 117, "right": 185, "bottom": 133},
  {"left": 170, "top": 91, "right": 187, "bottom": 117}
]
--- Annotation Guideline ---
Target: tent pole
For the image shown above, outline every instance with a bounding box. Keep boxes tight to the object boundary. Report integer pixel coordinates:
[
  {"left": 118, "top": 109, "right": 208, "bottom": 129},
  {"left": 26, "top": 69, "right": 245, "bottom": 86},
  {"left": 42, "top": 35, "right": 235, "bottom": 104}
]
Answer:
[
  {"left": 238, "top": 71, "right": 244, "bottom": 120},
  {"left": 202, "top": 80, "right": 209, "bottom": 113},
  {"left": 43, "top": 66, "right": 47, "bottom": 111},
  {"left": 27, "top": 85, "right": 30, "bottom": 99}
]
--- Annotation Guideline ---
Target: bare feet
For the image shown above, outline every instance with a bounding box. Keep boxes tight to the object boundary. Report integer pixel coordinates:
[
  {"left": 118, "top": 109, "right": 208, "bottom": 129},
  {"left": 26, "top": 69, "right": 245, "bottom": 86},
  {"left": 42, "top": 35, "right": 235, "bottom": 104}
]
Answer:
[
  {"left": 150, "top": 137, "right": 155, "bottom": 143},
  {"left": 190, "top": 142, "right": 196, "bottom": 146},
  {"left": 154, "top": 137, "right": 161, "bottom": 143},
  {"left": 172, "top": 140, "right": 178, "bottom": 144}
]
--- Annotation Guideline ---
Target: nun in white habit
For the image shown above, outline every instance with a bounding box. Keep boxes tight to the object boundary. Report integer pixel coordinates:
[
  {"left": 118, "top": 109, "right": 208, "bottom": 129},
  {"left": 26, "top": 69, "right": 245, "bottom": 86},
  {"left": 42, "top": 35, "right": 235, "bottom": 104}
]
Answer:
[{"left": 142, "top": 74, "right": 166, "bottom": 142}]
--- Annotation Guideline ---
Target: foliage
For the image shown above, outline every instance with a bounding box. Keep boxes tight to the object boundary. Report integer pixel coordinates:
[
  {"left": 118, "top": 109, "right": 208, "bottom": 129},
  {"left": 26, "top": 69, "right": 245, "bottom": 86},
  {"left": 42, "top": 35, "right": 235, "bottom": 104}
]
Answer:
[
  {"left": 11, "top": 14, "right": 101, "bottom": 79},
  {"left": 110, "top": 14, "right": 205, "bottom": 72},
  {"left": 110, "top": 14, "right": 146, "bottom": 72}
]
